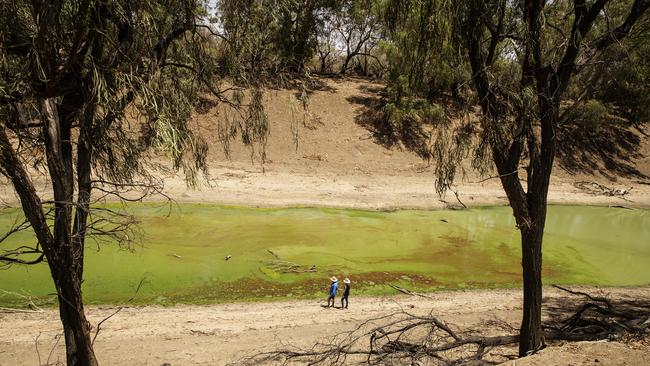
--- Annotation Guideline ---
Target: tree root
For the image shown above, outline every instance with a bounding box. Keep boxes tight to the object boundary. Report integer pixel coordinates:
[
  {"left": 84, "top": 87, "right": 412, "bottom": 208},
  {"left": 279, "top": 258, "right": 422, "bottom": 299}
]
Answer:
[{"left": 230, "top": 287, "right": 650, "bottom": 365}]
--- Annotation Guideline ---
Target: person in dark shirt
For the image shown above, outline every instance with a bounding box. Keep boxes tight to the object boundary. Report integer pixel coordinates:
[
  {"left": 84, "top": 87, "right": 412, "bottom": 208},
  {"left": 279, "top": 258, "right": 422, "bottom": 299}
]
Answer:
[
  {"left": 327, "top": 276, "right": 338, "bottom": 307},
  {"left": 341, "top": 278, "right": 351, "bottom": 309}
]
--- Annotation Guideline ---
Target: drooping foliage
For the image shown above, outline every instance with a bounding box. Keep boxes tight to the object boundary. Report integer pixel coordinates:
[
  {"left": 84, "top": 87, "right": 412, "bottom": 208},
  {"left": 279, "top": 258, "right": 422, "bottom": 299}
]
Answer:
[
  {"left": 0, "top": 1, "right": 271, "bottom": 365},
  {"left": 382, "top": 0, "right": 470, "bottom": 100}
]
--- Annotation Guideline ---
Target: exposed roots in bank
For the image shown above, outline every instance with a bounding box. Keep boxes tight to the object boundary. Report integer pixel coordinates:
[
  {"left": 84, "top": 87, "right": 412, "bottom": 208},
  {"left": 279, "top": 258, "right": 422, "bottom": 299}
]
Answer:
[{"left": 230, "top": 287, "right": 650, "bottom": 366}]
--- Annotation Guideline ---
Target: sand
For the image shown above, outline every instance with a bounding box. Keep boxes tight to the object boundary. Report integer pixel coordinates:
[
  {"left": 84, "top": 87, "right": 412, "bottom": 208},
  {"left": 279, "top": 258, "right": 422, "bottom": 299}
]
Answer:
[{"left": 1, "top": 287, "right": 649, "bottom": 365}]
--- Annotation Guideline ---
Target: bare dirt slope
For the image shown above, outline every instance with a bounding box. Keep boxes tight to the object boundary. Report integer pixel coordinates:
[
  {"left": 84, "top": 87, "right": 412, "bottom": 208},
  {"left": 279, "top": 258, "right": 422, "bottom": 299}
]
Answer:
[
  {"left": 2, "top": 77, "right": 649, "bottom": 208},
  {"left": 1, "top": 287, "right": 648, "bottom": 365},
  {"left": 168, "top": 77, "right": 650, "bottom": 209}
]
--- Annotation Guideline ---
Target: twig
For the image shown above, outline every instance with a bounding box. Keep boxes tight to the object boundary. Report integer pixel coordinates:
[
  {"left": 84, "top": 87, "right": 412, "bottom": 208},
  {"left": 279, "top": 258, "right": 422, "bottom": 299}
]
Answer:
[
  {"left": 35, "top": 332, "right": 42, "bottom": 366},
  {"left": 92, "top": 308, "right": 123, "bottom": 345},
  {"left": 469, "top": 170, "right": 518, "bottom": 184},
  {"left": 46, "top": 334, "right": 62, "bottom": 366},
  {"left": 388, "top": 284, "right": 432, "bottom": 299},
  {"left": 451, "top": 189, "right": 467, "bottom": 209},
  {"left": 92, "top": 277, "right": 147, "bottom": 345}
]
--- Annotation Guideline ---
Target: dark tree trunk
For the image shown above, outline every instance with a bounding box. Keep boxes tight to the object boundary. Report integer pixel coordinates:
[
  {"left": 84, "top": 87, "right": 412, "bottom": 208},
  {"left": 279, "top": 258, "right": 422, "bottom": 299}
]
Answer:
[
  {"left": 340, "top": 54, "right": 353, "bottom": 74},
  {"left": 518, "top": 220, "right": 544, "bottom": 355},
  {"left": 54, "top": 265, "right": 98, "bottom": 366},
  {"left": 1, "top": 121, "right": 99, "bottom": 366},
  {"left": 42, "top": 96, "right": 99, "bottom": 366}
]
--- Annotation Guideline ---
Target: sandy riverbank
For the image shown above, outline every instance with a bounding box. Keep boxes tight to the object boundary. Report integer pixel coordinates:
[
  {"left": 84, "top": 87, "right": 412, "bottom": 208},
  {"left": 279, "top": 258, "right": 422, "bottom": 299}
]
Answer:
[{"left": 1, "top": 287, "right": 648, "bottom": 365}]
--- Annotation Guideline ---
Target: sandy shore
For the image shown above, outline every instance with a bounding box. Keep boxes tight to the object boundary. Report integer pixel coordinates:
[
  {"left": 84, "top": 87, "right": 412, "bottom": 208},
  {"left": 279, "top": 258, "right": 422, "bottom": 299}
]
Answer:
[
  {"left": 1, "top": 287, "right": 648, "bottom": 365},
  {"left": 159, "top": 164, "right": 650, "bottom": 209},
  {"left": 3, "top": 163, "right": 650, "bottom": 210}
]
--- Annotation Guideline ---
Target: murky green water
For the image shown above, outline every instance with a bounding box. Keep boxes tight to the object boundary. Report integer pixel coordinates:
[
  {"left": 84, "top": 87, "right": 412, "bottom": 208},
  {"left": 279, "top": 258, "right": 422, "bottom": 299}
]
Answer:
[{"left": 1, "top": 204, "right": 649, "bottom": 306}]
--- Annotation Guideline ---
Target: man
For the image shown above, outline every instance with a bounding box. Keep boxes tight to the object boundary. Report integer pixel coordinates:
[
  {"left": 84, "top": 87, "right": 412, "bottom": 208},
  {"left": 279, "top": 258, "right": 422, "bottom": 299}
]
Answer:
[
  {"left": 327, "top": 276, "right": 338, "bottom": 307},
  {"left": 341, "top": 278, "right": 351, "bottom": 309}
]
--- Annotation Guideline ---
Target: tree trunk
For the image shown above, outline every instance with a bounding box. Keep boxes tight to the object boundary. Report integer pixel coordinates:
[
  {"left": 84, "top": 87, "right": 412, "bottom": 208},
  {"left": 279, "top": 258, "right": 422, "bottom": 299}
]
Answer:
[
  {"left": 54, "top": 264, "right": 99, "bottom": 366},
  {"left": 340, "top": 54, "right": 352, "bottom": 74},
  {"left": 518, "top": 222, "right": 544, "bottom": 356},
  {"left": 41, "top": 96, "right": 99, "bottom": 365}
]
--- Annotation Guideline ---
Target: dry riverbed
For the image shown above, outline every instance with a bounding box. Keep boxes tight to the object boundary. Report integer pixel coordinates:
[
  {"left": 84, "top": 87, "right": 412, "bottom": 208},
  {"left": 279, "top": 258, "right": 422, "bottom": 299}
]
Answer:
[{"left": 1, "top": 287, "right": 649, "bottom": 365}]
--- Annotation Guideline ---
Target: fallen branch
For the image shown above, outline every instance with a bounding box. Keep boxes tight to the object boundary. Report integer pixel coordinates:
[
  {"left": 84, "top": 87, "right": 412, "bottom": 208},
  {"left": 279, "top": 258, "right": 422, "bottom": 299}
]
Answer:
[
  {"left": 389, "top": 284, "right": 432, "bottom": 299},
  {"left": 302, "top": 153, "right": 328, "bottom": 161},
  {"left": 452, "top": 189, "right": 467, "bottom": 209},
  {"left": 608, "top": 205, "right": 635, "bottom": 210},
  {"left": 263, "top": 260, "right": 317, "bottom": 274},
  {"left": 546, "top": 285, "right": 650, "bottom": 340},
  {"left": 267, "top": 249, "right": 280, "bottom": 260},
  {"left": 230, "top": 310, "right": 518, "bottom": 365},
  {"left": 0, "top": 306, "right": 43, "bottom": 313},
  {"left": 574, "top": 181, "right": 633, "bottom": 201}
]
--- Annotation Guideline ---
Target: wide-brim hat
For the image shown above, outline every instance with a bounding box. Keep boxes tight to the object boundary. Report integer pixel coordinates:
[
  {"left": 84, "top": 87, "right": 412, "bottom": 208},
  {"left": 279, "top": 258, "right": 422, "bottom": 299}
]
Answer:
[
  {"left": 331, "top": 276, "right": 338, "bottom": 282},
  {"left": 344, "top": 278, "right": 350, "bottom": 284}
]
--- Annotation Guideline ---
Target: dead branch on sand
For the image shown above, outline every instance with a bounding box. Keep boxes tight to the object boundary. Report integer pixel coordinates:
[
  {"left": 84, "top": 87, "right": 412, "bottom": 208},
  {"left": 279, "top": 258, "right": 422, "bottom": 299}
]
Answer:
[
  {"left": 389, "top": 284, "right": 432, "bottom": 299},
  {"left": 574, "top": 181, "right": 632, "bottom": 200},
  {"left": 230, "top": 287, "right": 650, "bottom": 365}
]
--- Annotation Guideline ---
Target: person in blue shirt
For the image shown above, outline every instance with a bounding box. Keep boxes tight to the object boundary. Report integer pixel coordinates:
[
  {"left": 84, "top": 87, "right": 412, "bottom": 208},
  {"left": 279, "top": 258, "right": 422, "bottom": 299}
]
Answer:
[{"left": 326, "top": 276, "right": 338, "bottom": 307}]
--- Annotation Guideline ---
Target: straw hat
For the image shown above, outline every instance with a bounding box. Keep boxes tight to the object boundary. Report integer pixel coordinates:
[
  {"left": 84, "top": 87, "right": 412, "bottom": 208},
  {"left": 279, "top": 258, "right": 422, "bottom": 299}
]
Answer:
[
  {"left": 330, "top": 276, "right": 338, "bottom": 282},
  {"left": 343, "top": 278, "right": 351, "bottom": 284}
]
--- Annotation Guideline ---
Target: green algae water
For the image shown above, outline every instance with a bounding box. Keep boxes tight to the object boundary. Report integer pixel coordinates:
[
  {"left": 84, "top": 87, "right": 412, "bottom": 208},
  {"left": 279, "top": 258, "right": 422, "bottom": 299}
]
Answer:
[{"left": 1, "top": 205, "right": 649, "bottom": 306}]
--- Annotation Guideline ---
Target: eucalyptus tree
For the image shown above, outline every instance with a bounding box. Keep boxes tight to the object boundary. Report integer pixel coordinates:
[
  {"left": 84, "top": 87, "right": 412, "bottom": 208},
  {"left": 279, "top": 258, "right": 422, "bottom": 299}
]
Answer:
[
  {"left": 0, "top": 1, "right": 268, "bottom": 365},
  {"left": 316, "top": 7, "right": 341, "bottom": 73},
  {"left": 334, "top": 0, "right": 382, "bottom": 75},
  {"left": 218, "top": 0, "right": 338, "bottom": 74},
  {"left": 386, "top": 0, "right": 650, "bottom": 357},
  {"left": 383, "top": 0, "right": 469, "bottom": 100},
  {"left": 452, "top": 0, "right": 649, "bottom": 356}
]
